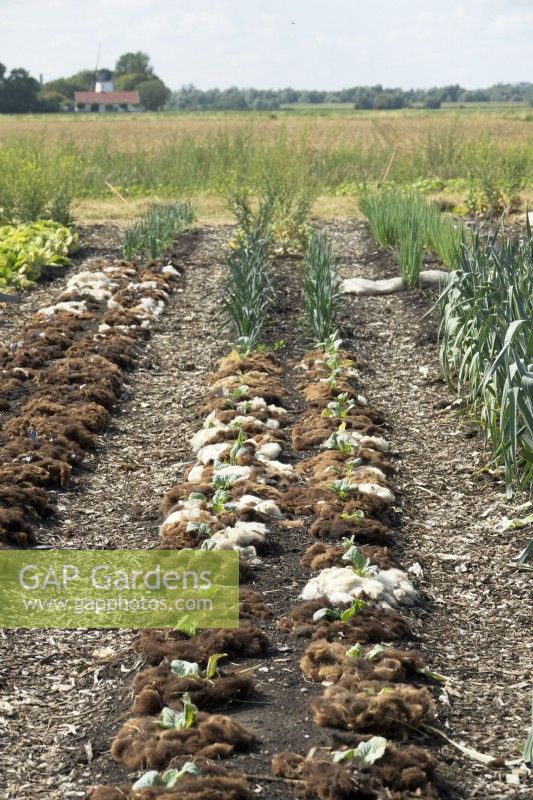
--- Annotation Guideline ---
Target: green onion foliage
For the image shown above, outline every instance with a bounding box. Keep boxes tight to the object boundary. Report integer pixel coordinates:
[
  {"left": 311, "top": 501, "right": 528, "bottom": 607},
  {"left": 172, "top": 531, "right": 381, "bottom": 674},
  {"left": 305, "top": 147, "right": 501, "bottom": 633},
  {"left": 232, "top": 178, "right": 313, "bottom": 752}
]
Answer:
[
  {"left": 122, "top": 201, "right": 195, "bottom": 259},
  {"left": 220, "top": 225, "right": 273, "bottom": 353},
  {"left": 302, "top": 230, "right": 341, "bottom": 342},
  {"left": 358, "top": 186, "right": 465, "bottom": 286},
  {"left": 438, "top": 222, "right": 533, "bottom": 494}
]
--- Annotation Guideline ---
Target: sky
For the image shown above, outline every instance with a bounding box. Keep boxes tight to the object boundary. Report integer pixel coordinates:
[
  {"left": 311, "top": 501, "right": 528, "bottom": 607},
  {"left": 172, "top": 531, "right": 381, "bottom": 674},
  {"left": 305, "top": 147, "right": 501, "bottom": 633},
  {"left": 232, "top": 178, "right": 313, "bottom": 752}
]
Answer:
[{"left": 1, "top": 0, "right": 532, "bottom": 90}]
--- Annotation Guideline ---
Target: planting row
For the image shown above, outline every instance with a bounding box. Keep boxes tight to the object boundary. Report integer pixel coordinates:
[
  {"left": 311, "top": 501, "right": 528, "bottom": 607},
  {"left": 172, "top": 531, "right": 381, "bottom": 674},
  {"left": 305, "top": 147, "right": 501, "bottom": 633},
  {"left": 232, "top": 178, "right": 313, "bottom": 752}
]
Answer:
[
  {"left": 90, "top": 231, "right": 447, "bottom": 798},
  {"left": 0, "top": 249, "right": 183, "bottom": 549},
  {"left": 270, "top": 336, "right": 446, "bottom": 799}
]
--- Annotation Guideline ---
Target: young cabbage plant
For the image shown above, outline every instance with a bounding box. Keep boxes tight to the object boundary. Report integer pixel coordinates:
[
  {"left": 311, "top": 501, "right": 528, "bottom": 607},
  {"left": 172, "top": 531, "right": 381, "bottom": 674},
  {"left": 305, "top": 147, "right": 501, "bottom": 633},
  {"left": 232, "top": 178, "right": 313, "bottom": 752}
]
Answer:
[
  {"left": 342, "top": 544, "right": 377, "bottom": 577},
  {"left": 312, "top": 598, "right": 366, "bottom": 623},
  {"left": 171, "top": 653, "right": 227, "bottom": 681},
  {"left": 340, "top": 510, "right": 365, "bottom": 523},
  {"left": 209, "top": 489, "right": 231, "bottom": 513},
  {"left": 186, "top": 521, "right": 212, "bottom": 537},
  {"left": 321, "top": 393, "right": 356, "bottom": 419},
  {"left": 324, "top": 424, "right": 354, "bottom": 454},
  {"left": 329, "top": 478, "right": 360, "bottom": 500},
  {"left": 332, "top": 736, "right": 388, "bottom": 765},
  {"left": 132, "top": 762, "right": 201, "bottom": 790},
  {"left": 213, "top": 470, "right": 240, "bottom": 491},
  {"left": 229, "top": 431, "right": 248, "bottom": 465},
  {"left": 156, "top": 694, "right": 198, "bottom": 730},
  {"left": 223, "top": 384, "right": 250, "bottom": 409},
  {"left": 188, "top": 492, "right": 207, "bottom": 506}
]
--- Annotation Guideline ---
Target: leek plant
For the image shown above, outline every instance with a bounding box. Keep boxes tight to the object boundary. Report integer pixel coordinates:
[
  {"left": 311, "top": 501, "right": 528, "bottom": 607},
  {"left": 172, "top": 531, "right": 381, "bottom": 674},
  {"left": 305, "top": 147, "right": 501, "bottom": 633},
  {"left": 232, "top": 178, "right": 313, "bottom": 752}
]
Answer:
[
  {"left": 220, "top": 225, "right": 273, "bottom": 353},
  {"left": 121, "top": 201, "right": 195, "bottom": 259},
  {"left": 302, "top": 230, "right": 341, "bottom": 342},
  {"left": 438, "top": 223, "right": 533, "bottom": 494}
]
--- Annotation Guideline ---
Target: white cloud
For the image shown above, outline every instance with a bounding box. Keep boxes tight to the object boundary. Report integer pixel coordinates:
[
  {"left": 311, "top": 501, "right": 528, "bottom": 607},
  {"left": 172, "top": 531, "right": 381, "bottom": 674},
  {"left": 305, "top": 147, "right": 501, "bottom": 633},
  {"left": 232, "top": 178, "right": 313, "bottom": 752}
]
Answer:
[{"left": 0, "top": 0, "right": 531, "bottom": 89}]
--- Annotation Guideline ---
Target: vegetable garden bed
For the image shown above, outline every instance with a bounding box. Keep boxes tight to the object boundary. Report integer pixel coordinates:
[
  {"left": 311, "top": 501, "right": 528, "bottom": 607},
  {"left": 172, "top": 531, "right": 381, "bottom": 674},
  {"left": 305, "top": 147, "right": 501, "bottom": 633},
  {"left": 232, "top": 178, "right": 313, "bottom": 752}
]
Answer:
[{"left": 0, "top": 221, "right": 530, "bottom": 799}]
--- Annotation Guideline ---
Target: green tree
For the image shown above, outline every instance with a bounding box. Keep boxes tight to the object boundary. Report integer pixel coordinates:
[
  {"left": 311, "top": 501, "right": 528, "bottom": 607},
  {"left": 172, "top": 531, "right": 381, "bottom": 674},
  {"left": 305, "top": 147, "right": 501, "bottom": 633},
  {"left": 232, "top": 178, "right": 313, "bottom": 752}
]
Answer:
[
  {"left": 115, "top": 52, "right": 153, "bottom": 77},
  {"left": 115, "top": 72, "right": 146, "bottom": 91},
  {"left": 137, "top": 78, "right": 170, "bottom": 110},
  {"left": 0, "top": 67, "right": 41, "bottom": 113}
]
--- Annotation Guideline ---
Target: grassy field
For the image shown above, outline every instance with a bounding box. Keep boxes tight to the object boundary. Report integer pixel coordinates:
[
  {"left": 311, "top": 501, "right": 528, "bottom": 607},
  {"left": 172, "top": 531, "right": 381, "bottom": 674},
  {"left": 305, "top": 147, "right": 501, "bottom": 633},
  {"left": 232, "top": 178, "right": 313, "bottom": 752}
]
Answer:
[{"left": 0, "top": 107, "right": 531, "bottom": 223}]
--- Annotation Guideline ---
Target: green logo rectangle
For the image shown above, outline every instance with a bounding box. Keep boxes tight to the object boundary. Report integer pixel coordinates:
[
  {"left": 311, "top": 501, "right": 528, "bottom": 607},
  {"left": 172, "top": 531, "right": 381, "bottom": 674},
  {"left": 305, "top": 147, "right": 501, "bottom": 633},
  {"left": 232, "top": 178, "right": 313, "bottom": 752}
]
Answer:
[{"left": 0, "top": 550, "right": 239, "bottom": 629}]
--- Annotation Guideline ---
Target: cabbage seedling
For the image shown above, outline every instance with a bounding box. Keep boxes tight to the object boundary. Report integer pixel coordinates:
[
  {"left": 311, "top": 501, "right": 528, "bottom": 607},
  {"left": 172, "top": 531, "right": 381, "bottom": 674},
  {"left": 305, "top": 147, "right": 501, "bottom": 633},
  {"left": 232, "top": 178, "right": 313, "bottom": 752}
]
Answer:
[
  {"left": 312, "top": 598, "right": 366, "bottom": 622},
  {"left": 340, "top": 509, "right": 365, "bottom": 523},
  {"left": 209, "top": 489, "right": 230, "bottom": 513},
  {"left": 132, "top": 762, "right": 201, "bottom": 790},
  {"left": 329, "top": 478, "right": 359, "bottom": 500},
  {"left": 171, "top": 653, "right": 227, "bottom": 681},
  {"left": 156, "top": 694, "right": 198, "bottom": 729},
  {"left": 321, "top": 393, "right": 355, "bottom": 419},
  {"left": 342, "top": 545, "right": 377, "bottom": 576},
  {"left": 332, "top": 736, "right": 387, "bottom": 765}
]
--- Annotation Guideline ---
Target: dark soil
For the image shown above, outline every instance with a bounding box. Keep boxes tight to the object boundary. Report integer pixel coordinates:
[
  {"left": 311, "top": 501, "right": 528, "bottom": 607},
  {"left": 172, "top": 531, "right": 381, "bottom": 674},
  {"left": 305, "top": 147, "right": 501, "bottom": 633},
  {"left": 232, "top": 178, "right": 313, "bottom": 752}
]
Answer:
[{"left": 0, "top": 222, "right": 530, "bottom": 800}]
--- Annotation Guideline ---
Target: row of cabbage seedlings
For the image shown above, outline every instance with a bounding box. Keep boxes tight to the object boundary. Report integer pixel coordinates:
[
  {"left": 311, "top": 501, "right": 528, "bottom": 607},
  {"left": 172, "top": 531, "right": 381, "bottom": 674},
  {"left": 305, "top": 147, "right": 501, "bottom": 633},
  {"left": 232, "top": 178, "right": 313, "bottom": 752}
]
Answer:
[
  {"left": 90, "top": 225, "right": 346, "bottom": 797},
  {"left": 267, "top": 234, "right": 445, "bottom": 796},
  {"left": 91, "top": 224, "right": 298, "bottom": 798},
  {"left": 271, "top": 333, "right": 446, "bottom": 798}
]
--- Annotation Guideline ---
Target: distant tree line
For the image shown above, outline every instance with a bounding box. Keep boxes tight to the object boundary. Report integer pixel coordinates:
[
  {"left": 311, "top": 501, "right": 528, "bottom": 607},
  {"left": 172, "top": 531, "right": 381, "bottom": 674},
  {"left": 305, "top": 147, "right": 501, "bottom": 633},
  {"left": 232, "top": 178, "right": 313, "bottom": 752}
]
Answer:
[
  {"left": 0, "top": 61, "right": 531, "bottom": 113},
  {"left": 168, "top": 82, "right": 533, "bottom": 111}
]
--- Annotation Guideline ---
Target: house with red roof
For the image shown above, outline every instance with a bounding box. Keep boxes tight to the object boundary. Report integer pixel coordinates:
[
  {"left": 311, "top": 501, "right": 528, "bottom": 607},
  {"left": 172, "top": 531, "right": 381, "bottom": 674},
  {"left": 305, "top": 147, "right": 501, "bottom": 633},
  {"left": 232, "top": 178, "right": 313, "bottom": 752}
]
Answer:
[{"left": 74, "top": 69, "right": 140, "bottom": 112}]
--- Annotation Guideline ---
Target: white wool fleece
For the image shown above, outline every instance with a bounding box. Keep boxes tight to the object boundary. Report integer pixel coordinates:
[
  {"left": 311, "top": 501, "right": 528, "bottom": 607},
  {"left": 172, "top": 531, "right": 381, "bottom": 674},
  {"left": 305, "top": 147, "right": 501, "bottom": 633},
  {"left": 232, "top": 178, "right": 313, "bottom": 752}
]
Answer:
[
  {"left": 233, "top": 495, "right": 283, "bottom": 519},
  {"left": 36, "top": 301, "right": 88, "bottom": 317},
  {"left": 356, "top": 483, "right": 395, "bottom": 505},
  {"left": 300, "top": 566, "right": 418, "bottom": 608}
]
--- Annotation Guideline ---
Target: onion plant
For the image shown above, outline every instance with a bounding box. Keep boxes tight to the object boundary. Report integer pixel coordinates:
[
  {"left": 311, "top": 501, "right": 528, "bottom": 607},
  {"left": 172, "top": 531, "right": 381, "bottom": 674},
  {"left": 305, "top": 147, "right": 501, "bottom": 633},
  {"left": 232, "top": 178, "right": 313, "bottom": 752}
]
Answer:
[
  {"left": 358, "top": 186, "right": 465, "bottom": 284},
  {"left": 220, "top": 224, "right": 273, "bottom": 353},
  {"left": 438, "top": 222, "right": 533, "bottom": 494},
  {"left": 302, "top": 230, "right": 341, "bottom": 342},
  {"left": 121, "top": 200, "right": 195, "bottom": 259}
]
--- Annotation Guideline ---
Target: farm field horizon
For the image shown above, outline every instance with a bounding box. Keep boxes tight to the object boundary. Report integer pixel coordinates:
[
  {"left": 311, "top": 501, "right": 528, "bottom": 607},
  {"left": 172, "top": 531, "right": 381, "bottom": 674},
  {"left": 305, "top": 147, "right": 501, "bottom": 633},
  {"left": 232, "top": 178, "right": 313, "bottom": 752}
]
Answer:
[{"left": 1, "top": 107, "right": 532, "bottom": 224}]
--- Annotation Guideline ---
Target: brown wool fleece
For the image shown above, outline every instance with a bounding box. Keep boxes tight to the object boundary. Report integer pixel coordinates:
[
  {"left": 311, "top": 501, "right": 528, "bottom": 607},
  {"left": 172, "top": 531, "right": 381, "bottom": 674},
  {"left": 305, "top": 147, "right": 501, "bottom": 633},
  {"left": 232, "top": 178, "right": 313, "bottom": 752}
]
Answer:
[
  {"left": 100, "top": 308, "right": 150, "bottom": 332},
  {"left": 300, "top": 640, "right": 426, "bottom": 684},
  {"left": 238, "top": 587, "right": 271, "bottom": 620},
  {"left": 272, "top": 744, "right": 439, "bottom": 799},
  {"left": 308, "top": 516, "right": 391, "bottom": 545},
  {"left": 210, "top": 352, "right": 282, "bottom": 381},
  {"left": 277, "top": 599, "right": 411, "bottom": 644},
  {"left": 0, "top": 459, "right": 71, "bottom": 489},
  {"left": 0, "top": 484, "right": 55, "bottom": 518},
  {"left": 135, "top": 622, "right": 270, "bottom": 666},
  {"left": 133, "top": 663, "right": 255, "bottom": 714},
  {"left": 111, "top": 713, "right": 256, "bottom": 770},
  {"left": 34, "top": 383, "right": 118, "bottom": 411},
  {"left": 3, "top": 416, "right": 97, "bottom": 450},
  {"left": 0, "top": 433, "right": 86, "bottom": 466},
  {"left": 19, "top": 399, "right": 111, "bottom": 433},
  {"left": 301, "top": 542, "right": 397, "bottom": 572},
  {"left": 65, "top": 335, "right": 136, "bottom": 370},
  {"left": 89, "top": 763, "right": 252, "bottom": 800},
  {"left": 38, "top": 355, "right": 123, "bottom": 393},
  {"left": 0, "top": 506, "right": 36, "bottom": 547},
  {"left": 310, "top": 683, "right": 434, "bottom": 737},
  {"left": 297, "top": 348, "right": 358, "bottom": 370},
  {"left": 300, "top": 382, "right": 357, "bottom": 409},
  {"left": 206, "top": 382, "right": 287, "bottom": 407}
]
